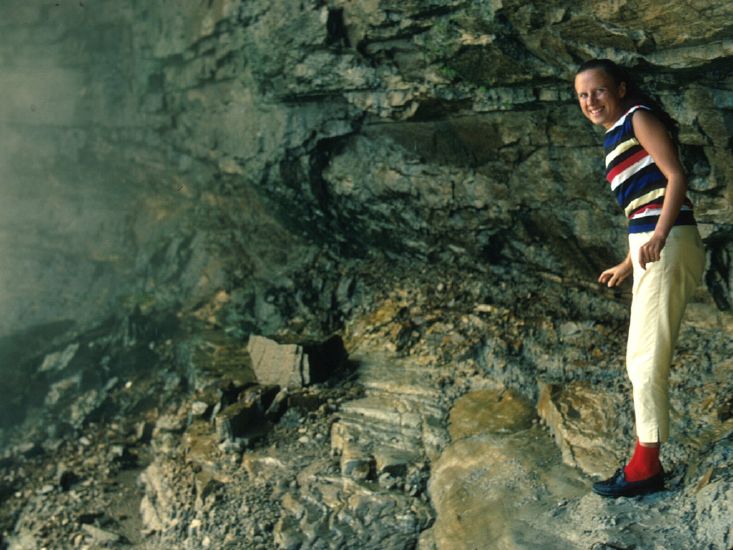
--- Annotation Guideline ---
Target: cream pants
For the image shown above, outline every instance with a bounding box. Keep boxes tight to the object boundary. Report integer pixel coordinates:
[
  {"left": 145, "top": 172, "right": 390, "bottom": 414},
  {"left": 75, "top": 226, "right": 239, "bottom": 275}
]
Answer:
[{"left": 626, "top": 225, "right": 705, "bottom": 443}]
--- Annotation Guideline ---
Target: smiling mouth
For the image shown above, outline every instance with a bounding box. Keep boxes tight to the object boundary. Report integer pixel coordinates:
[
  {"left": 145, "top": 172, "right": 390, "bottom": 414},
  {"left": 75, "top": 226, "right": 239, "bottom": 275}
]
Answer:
[{"left": 588, "top": 107, "right": 604, "bottom": 116}]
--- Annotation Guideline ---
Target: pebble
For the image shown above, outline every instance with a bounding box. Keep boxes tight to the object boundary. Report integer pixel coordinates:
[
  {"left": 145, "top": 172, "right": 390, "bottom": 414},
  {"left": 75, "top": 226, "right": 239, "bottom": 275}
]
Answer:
[
  {"left": 81, "top": 524, "right": 120, "bottom": 544},
  {"left": 191, "top": 401, "right": 209, "bottom": 416}
]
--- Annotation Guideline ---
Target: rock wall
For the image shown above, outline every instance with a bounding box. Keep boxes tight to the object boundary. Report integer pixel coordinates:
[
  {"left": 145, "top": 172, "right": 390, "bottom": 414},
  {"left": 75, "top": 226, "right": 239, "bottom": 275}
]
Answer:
[
  {"left": 3, "top": 0, "right": 732, "bottom": 343},
  {"left": 1, "top": 0, "right": 733, "bottom": 548},
  {"left": 140, "top": 0, "right": 733, "bottom": 296}
]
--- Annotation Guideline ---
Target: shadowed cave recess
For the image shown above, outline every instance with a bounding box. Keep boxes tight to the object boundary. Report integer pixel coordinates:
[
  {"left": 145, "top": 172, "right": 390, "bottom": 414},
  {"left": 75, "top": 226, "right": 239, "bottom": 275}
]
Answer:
[{"left": 1, "top": 1, "right": 732, "bottom": 549}]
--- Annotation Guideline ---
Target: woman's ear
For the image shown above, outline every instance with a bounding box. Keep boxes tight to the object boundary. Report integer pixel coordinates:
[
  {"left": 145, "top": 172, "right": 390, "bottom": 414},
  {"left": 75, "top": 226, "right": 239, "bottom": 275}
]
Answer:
[{"left": 618, "top": 81, "right": 627, "bottom": 98}]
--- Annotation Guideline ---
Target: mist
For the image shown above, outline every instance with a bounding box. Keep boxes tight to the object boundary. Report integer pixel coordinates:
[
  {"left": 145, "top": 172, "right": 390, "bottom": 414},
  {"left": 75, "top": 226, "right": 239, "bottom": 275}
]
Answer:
[{"left": 0, "top": 0, "right": 223, "bottom": 433}]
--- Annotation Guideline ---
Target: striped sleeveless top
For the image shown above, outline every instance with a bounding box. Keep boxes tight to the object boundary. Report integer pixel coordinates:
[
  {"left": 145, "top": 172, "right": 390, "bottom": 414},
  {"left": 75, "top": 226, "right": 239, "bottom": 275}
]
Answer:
[{"left": 604, "top": 105, "right": 695, "bottom": 234}]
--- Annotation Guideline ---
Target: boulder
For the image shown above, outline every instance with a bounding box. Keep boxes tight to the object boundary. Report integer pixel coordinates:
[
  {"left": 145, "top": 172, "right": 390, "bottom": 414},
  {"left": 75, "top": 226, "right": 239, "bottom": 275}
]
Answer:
[
  {"left": 424, "top": 428, "right": 587, "bottom": 550},
  {"left": 537, "top": 381, "right": 628, "bottom": 477},
  {"left": 247, "top": 335, "right": 311, "bottom": 388}
]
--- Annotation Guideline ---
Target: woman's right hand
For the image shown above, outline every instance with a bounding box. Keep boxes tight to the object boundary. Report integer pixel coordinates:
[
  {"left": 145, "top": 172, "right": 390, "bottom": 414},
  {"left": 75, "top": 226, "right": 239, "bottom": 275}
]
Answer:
[{"left": 598, "top": 257, "right": 632, "bottom": 288}]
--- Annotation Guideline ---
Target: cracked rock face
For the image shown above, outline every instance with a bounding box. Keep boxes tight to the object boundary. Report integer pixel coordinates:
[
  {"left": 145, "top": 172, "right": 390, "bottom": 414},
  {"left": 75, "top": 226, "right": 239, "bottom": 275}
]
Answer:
[
  {"left": 2, "top": 0, "right": 732, "bottom": 348},
  {"left": 1, "top": 0, "right": 733, "bottom": 549}
]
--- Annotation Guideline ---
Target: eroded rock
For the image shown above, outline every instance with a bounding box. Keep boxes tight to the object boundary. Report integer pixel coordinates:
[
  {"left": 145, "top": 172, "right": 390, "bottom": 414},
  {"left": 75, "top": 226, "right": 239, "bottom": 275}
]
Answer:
[
  {"left": 537, "top": 381, "right": 629, "bottom": 477},
  {"left": 2, "top": 0, "right": 732, "bottom": 539}
]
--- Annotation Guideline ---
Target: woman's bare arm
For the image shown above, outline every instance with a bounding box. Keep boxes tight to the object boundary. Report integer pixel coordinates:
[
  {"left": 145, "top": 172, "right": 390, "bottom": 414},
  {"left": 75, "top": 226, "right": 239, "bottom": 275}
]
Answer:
[{"left": 632, "top": 109, "right": 688, "bottom": 269}]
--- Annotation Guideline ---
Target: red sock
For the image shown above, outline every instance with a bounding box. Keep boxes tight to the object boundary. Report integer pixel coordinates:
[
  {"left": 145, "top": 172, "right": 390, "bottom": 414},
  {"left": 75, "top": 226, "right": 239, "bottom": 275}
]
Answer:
[{"left": 624, "top": 440, "right": 662, "bottom": 482}]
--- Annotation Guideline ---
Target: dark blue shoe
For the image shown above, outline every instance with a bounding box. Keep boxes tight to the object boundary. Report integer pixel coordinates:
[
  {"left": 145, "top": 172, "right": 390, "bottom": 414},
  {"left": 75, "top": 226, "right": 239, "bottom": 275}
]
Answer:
[{"left": 592, "top": 467, "right": 665, "bottom": 497}]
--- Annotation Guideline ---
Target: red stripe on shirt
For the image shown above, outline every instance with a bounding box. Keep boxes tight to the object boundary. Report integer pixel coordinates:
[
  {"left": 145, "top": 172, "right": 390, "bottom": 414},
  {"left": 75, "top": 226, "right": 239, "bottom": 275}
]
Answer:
[
  {"left": 606, "top": 149, "right": 649, "bottom": 184},
  {"left": 629, "top": 201, "right": 664, "bottom": 218}
]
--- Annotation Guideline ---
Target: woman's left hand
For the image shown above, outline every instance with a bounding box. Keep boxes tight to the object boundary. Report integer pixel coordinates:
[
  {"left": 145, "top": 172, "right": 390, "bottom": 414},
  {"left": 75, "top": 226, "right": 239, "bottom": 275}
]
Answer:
[{"left": 639, "top": 233, "right": 666, "bottom": 269}]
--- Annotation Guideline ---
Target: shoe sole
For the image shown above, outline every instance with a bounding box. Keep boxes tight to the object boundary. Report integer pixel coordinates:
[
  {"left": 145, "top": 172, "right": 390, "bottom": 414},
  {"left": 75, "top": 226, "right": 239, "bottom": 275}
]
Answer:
[{"left": 592, "top": 480, "right": 665, "bottom": 498}]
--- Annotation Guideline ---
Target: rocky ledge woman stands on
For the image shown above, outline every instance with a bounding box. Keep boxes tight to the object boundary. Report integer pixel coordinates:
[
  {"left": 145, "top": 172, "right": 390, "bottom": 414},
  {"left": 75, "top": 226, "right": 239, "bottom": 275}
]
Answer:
[{"left": 573, "top": 59, "right": 705, "bottom": 498}]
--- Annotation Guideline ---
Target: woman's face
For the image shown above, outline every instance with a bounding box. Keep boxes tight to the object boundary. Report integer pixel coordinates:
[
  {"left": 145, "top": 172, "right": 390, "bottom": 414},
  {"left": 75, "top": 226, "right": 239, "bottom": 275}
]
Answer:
[{"left": 574, "top": 68, "right": 627, "bottom": 129}]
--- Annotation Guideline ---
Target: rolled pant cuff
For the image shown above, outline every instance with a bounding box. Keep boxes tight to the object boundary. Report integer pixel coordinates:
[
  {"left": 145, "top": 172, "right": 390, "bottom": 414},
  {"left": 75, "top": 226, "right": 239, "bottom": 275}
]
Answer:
[{"left": 636, "top": 427, "right": 666, "bottom": 444}]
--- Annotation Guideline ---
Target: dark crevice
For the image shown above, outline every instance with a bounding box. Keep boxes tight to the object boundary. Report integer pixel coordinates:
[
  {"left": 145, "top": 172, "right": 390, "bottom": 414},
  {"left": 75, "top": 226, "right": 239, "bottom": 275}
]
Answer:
[
  {"left": 705, "top": 233, "right": 733, "bottom": 310},
  {"left": 326, "top": 8, "right": 350, "bottom": 48},
  {"left": 409, "top": 98, "right": 475, "bottom": 121}
]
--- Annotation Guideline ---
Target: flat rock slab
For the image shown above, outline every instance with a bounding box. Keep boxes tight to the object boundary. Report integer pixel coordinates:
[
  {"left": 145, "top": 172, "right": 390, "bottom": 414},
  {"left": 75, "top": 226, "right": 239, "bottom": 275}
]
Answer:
[
  {"left": 426, "top": 430, "right": 729, "bottom": 548},
  {"left": 449, "top": 388, "right": 535, "bottom": 440},
  {"left": 423, "top": 428, "right": 588, "bottom": 550}
]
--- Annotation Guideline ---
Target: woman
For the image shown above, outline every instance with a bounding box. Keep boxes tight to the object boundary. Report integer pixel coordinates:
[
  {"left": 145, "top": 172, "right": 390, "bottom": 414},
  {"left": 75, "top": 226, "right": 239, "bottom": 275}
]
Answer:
[{"left": 573, "top": 59, "right": 705, "bottom": 497}]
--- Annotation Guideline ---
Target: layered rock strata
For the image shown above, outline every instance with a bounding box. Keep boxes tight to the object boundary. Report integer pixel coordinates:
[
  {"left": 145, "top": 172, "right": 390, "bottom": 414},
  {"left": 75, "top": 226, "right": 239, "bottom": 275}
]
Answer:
[{"left": 1, "top": 0, "right": 733, "bottom": 549}]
